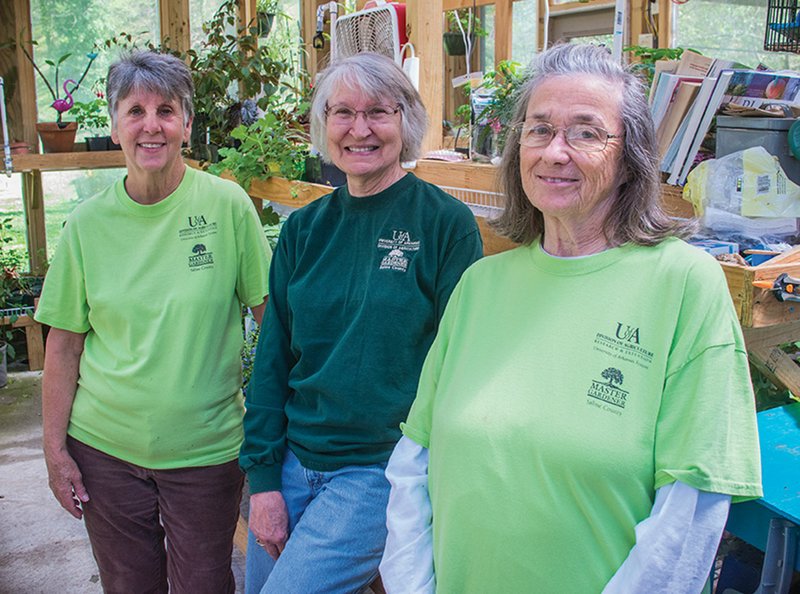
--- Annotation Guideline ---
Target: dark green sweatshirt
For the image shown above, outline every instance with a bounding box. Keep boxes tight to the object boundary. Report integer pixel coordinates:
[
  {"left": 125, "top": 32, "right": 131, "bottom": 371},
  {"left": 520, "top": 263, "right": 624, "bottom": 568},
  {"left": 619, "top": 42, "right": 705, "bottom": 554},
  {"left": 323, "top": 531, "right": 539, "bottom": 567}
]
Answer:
[{"left": 240, "top": 173, "right": 482, "bottom": 492}]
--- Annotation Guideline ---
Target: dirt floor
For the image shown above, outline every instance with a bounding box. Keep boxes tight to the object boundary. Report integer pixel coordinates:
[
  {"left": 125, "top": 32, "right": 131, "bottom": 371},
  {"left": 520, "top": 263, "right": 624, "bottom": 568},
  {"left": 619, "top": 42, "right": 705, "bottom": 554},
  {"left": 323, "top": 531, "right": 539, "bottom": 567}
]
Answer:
[{"left": 0, "top": 371, "right": 245, "bottom": 594}]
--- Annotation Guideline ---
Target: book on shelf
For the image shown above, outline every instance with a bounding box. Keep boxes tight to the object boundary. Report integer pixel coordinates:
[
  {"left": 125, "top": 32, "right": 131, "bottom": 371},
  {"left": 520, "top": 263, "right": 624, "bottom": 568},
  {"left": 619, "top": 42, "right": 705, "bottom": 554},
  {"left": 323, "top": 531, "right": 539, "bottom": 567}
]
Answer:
[
  {"left": 664, "top": 70, "right": 735, "bottom": 186},
  {"left": 674, "top": 50, "right": 715, "bottom": 78},
  {"left": 650, "top": 73, "right": 705, "bottom": 131},
  {"left": 671, "top": 70, "right": 737, "bottom": 186},
  {"left": 655, "top": 80, "right": 701, "bottom": 159}
]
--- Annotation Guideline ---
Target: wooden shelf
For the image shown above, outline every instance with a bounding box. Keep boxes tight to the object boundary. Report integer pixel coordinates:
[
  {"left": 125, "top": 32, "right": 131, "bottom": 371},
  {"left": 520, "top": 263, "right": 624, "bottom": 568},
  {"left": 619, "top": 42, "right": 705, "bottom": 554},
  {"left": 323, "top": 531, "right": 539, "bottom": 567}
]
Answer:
[{"left": 8, "top": 151, "right": 127, "bottom": 172}]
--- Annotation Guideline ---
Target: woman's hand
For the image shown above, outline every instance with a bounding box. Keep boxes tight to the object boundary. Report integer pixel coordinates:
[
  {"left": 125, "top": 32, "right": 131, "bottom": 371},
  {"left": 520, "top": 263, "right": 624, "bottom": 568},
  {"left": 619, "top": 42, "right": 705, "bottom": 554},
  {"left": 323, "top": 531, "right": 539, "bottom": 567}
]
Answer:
[
  {"left": 44, "top": 446, "right": 89, "bottom": 519},
  {"left": 249, "top": 490, "right": 289, "bottom": 560}
]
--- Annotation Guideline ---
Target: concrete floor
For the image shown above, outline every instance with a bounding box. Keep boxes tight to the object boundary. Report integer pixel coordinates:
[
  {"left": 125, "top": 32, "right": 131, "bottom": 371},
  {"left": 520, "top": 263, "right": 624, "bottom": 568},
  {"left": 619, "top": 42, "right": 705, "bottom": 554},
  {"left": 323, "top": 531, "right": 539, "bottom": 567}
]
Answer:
[{"left": 0, "top": 371, "right": 245, "bottom": 594}]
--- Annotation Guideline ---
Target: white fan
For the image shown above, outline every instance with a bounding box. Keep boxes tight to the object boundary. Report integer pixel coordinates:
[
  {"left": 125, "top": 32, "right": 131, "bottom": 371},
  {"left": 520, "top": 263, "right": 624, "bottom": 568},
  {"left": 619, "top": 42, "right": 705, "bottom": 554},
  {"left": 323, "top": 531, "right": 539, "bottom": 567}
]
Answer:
[{"left": 333, "top": 4, "right": 403, "bottom": 65}]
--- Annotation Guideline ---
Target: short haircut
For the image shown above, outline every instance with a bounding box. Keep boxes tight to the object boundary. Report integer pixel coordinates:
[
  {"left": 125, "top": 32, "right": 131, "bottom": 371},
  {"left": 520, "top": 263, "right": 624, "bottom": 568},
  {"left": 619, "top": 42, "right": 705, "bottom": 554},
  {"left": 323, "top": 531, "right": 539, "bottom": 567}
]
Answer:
[{"left": 106, "top": 50, "right": 194, "bottom": 128}]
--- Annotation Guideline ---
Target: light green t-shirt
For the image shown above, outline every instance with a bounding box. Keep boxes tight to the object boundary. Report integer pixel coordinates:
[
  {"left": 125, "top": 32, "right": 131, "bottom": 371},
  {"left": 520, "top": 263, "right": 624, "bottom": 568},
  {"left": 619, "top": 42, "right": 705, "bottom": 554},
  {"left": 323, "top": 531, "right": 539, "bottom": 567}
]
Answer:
[
  {"left": 402, "top": 238, "right": 762, "bottom": 594},
  {"left": 36, "top": 167, "right": 271, "bottom": 468}
]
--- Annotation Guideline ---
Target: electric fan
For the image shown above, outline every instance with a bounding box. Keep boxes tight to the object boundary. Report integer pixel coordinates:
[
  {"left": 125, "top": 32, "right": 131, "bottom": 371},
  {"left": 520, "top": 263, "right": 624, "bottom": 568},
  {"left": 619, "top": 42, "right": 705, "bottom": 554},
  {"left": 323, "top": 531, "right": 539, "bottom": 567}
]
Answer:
[{"left": 332, "top": 2, "right": 407, "bottom": 65}]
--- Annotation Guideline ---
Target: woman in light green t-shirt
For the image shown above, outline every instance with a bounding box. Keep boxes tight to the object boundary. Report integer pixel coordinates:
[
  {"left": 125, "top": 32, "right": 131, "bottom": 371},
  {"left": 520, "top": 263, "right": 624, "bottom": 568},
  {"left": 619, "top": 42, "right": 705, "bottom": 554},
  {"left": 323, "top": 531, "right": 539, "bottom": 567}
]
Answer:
[
  {"left": 380, "top": 43, "right": 763, "bottom": 594},
  {"left": 37, "top": 50, "right": 270, "bottom": 593}
]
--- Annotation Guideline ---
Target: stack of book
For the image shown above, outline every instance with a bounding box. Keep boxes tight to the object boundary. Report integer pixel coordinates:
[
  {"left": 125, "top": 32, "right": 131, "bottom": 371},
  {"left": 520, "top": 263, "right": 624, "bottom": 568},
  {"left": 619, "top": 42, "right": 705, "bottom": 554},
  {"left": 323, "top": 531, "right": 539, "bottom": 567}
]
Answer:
[{"left": 649, "top": 51, "right": 800, "bottom": 186}]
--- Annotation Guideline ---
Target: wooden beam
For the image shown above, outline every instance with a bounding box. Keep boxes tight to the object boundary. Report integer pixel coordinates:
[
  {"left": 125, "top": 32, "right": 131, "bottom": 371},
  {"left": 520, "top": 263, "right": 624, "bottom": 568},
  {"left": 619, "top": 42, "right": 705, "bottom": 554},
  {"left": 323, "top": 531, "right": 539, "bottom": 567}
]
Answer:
[
  {"left": 1, "top": 0, "right": 38, "bottom": 151},
  {"left": 406, "top": 0, "right": 445, "bottom": 153},
  {"left": 494, "top": 1, "right": 513, "bottom": 65},
  {"left": 547, "top": 0, "right": 615, "bottom": 14},
  {"left": 657, "top": 0, "right": 671, "bottom": 48},
  {"left": 160, "top": 0, "right": 191, "bottom": 55},
  {"left": 21, "top": 171, "right": 47, "bottom": 275},
  {"left": 11, "top": 151, "right": 126, "bottom": 172},
  {"left": 443, "top": 0, "right": 496, "bottom": 9}
]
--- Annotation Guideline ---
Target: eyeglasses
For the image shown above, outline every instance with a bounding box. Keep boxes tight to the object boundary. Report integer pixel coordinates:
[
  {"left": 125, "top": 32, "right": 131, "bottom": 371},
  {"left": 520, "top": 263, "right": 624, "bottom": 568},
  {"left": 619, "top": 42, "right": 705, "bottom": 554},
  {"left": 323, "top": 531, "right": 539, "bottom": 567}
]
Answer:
[
  {"left": 325, "top": 104, "right": 401, "bottom": 125},
  {"left": 517, "top": 122, "right": 622, "bottom": 152}
]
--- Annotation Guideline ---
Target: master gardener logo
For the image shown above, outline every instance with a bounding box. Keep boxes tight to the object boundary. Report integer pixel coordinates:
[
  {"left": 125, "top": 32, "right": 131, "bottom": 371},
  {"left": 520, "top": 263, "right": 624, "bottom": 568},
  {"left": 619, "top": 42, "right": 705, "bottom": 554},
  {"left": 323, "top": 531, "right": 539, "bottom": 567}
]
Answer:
[
  {"left": 188, "top": 243, "right": 214, "bottom": 271},
  {"left": 377, "top": 229, "right": 420, "bottom": 272},
  {"left": 587, "top": 367, "right": 629, "bottom": 416}
]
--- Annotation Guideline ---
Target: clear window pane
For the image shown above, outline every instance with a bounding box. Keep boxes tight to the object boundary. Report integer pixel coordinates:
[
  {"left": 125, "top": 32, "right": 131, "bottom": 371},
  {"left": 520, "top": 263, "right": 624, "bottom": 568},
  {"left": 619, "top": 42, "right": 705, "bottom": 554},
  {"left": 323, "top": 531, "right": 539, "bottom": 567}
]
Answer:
[
  {"left": 673, "top": 0, "right": 800, "bottom": 70},
  {"left": 512, "top": 0, "right": 539, "bottom": 66},
  {"left": 29, "top": 0, "right": 159, "bottom": 135}
]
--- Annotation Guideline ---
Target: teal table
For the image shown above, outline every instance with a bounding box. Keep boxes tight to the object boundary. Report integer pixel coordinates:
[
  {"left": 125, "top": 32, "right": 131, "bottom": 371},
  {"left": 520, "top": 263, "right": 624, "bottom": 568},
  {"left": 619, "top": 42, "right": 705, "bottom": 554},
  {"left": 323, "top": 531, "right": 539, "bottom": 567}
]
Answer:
[{"left": 724, "top": 402, "right": 800, "bottom": 592}]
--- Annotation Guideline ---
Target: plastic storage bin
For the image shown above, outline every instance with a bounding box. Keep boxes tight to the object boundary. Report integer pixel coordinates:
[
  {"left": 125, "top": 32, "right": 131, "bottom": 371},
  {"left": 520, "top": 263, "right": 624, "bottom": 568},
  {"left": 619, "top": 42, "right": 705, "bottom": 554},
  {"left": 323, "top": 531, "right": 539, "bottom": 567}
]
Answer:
[{"left": 716, "top": 116, "right": 800, "bottom": 184}]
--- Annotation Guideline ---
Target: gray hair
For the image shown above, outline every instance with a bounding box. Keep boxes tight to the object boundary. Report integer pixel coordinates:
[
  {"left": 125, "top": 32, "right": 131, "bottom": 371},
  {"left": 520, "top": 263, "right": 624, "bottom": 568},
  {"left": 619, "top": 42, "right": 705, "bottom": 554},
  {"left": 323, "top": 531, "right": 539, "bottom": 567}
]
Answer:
[
  {"left": 493, "top": 43, "right": 692, "bottom": 246},
  {"left": 106, "top": 51, "right": 194, "bottom": 128},
  {"left": 309, "top": 53, "right": 428, "bottom": 163}
]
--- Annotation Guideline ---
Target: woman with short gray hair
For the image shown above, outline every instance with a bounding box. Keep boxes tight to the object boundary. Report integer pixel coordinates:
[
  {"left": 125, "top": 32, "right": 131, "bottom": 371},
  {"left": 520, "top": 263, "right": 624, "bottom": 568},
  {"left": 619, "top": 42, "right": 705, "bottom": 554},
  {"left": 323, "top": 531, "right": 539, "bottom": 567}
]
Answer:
[
  {"left": 37, "top": 50, "right": 271, "bottom": 593},
  {"left": 240, "top": 52, "right": 482, "bottom": 593},
  {"left": 381, "top": 43, "right": 762, "bottom": 593}
]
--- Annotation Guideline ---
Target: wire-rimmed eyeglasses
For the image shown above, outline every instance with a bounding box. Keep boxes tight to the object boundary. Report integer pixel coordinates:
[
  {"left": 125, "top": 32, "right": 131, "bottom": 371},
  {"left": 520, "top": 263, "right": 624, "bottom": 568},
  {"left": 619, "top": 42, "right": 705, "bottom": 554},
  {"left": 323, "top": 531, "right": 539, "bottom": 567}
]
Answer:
[
  {"left": 325, "top": 104, "right": 402, "bottom": 126},
  {"left": 517, "top": 122, "right": 622, "bottom": 152}
]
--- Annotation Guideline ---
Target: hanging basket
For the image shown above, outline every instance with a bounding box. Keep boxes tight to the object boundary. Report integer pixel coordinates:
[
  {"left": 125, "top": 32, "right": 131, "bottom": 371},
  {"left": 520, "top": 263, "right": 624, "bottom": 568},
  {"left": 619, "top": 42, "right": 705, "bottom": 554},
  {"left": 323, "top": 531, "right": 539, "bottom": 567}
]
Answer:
[
  {"left": 36, "top": 122, "right": 78, "bottom": 153},
  {"left": 258, "top": 12, "right": 275, "bottom": 38},
  {"left": 443, "top": 32, "right": 473, "bottom": 56}
]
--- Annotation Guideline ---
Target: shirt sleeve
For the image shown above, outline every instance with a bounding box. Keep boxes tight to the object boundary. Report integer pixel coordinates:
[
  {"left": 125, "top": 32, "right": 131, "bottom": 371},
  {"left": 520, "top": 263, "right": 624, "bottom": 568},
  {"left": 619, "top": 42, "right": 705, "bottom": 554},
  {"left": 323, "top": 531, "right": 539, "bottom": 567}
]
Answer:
[
  {"left": 603, "top": 481, "right": 730, "bottom": 593},
  {"left": 234, "top": 197, "right": 271, "bottom": 306},
  {"left": 239, "top": 220, "right": 294, "bottom": 492},
  {"left": 34, "top": 216, "right": 91, "bottom": 333},
  {"left": 654, "top": 257, "right": 762, "bottom": 501},
  {"left": 380, "top": 436, "right": 435, "bottom": 594}
]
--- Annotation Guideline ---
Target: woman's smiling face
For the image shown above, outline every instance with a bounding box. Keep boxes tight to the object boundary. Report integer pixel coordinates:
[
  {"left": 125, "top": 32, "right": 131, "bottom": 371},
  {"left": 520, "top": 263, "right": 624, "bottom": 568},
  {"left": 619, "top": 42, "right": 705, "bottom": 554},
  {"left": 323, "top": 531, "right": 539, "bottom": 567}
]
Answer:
[
  {"left": 325, "top": 84, "right": 404, "bottom": 193},
  {"left": 519, "top": 74, "right": 625, "bottom": 230}
]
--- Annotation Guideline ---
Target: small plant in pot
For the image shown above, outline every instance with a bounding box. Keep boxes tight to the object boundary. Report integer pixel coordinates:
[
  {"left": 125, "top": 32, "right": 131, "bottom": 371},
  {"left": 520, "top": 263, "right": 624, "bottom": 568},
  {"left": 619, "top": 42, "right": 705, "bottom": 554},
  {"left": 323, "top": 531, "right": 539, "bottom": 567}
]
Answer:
[
  {"left": 444, "top": 8, "right": 487, "bottom": 56},
  {"left": 73, "top": 88, "right": 113, "bottom": 151},
  {"left": 14, "top": 40, "right": 97, "bottom": 153}
]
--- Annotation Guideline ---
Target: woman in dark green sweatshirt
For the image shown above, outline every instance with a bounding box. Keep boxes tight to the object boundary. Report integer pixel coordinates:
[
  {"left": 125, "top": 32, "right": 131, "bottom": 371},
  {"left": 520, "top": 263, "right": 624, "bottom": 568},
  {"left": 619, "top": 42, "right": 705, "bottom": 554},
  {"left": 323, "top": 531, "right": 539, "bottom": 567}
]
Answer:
[{"left": 240, "top": 52, "right": 483, "bottom": 594}]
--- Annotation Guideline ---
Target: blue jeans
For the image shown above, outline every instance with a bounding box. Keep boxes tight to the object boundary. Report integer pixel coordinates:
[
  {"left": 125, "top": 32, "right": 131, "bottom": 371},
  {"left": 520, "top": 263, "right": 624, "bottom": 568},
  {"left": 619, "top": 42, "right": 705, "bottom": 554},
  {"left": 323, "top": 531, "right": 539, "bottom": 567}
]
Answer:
[{"left": 245, "top": 449, "right": 390, "bottom": 594}]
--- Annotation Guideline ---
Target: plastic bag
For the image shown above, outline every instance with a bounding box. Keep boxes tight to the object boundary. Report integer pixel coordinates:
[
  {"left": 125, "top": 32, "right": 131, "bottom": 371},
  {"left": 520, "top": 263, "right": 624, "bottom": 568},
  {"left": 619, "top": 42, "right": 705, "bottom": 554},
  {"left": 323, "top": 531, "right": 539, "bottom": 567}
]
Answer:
[
  {"left": 684, "top": 146, "right": 800, "bottom": 217},
  {"left": 683, "top": 146, "right": 800, "bottom": 241}
]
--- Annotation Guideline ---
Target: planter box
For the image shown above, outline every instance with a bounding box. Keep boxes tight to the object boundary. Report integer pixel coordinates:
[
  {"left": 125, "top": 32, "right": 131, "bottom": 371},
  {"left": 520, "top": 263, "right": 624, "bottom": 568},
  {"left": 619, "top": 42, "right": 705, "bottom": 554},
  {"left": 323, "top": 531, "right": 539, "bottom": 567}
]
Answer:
[{"left": 720, "top": 246, "right": 800, "bottom": 328}]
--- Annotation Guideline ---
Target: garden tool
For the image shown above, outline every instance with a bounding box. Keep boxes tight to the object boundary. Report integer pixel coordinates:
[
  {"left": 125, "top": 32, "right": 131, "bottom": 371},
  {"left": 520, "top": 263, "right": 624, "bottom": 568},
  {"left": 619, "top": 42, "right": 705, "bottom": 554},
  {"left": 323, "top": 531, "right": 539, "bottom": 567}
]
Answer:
[{"left": 753, "top": 272, "right": 800, "bottom": 302}]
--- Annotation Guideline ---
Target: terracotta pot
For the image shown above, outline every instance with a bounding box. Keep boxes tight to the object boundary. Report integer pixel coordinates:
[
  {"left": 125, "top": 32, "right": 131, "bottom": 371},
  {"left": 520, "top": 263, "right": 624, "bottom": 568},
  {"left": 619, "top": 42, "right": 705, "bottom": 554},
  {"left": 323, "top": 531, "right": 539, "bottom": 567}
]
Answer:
[
  {"left": 36, "top": 122, "right": 78, "bottom": 153},
  {"left": 9, "top": 141, "right": 31, "bottom": 155}
]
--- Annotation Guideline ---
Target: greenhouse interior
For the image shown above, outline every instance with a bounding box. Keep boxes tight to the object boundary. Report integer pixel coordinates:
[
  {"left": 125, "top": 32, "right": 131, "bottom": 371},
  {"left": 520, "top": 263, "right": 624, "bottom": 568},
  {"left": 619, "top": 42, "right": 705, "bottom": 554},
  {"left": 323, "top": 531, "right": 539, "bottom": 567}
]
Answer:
[{"left": 1, "top": 0, "right": 800, "bottom": 592}]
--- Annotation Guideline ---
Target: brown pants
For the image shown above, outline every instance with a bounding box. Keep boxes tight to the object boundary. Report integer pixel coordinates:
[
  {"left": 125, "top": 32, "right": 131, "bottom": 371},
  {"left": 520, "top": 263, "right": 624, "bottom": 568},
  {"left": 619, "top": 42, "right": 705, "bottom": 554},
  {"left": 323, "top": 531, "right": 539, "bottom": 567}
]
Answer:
[{"left": 68, "top": 437, "right": 243, "bottom": 594}]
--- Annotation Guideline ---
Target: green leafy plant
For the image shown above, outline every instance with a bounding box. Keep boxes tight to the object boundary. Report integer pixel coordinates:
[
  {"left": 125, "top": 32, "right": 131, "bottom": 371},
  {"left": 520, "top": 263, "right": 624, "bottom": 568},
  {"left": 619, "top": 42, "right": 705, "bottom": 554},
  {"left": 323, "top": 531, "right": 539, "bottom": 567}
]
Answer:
[
  {"left": 72, "top": 92, "right": 109, "bottom": 136},
  {"left": 187, "top": 0, "right": 288, "bottom": 148},
  {"left": 624, "top": 45, "right": 689, "bottom": 91},
  {"left": 210, "top": 103, "right": 310, "bottom": 192},
  {"left": 100, "top": 2, "right": 290, "bottom": 151},
  {"left": 0, "top": 218, "right": 31, "bottom": 359},
  {"left": 463, "top": 60, "right": 528, "bottom": 158},
  {"left": 256, "top": 0, "right": 280, "bottom": 12},
  {"left": 446, "top": 8, "right": 487, "bottom": 38}
]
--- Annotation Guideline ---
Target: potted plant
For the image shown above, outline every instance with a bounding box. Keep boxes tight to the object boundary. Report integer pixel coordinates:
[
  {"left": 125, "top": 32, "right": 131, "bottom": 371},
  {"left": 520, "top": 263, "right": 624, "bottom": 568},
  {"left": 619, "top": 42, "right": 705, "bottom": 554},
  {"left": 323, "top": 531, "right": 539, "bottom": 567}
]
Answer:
[
  {"left": 15, "top": 41, "right": 97, "bottom": 153},
  {"left": 209, "top": 105, "right": 310, "bottom": 192},
  {"left": 465, "top": 60, "right": 528, "bottom": 161},
  {"left": 256, "top": 0, "right": 280, "bottom": 38},
  {"left": 0, "top": 217, "right": 30, "bottom": 388},
  {"left": 444, "top": 8, "right": 487, "bottom": 56},
  {"left": 183, "top": 0, "right": 287, "bottom": 161},
  {"left": 72, "top": 89, "right": 113, "bottom": 151}
]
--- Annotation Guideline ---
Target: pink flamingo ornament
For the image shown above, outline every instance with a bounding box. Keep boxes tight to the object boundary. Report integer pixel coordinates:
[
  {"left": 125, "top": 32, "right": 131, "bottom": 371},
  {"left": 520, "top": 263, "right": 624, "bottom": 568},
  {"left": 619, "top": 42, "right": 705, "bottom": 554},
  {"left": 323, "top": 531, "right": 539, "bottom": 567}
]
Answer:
[{"left": 51, "top": 79, "right": 76, "bottom": 115}]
